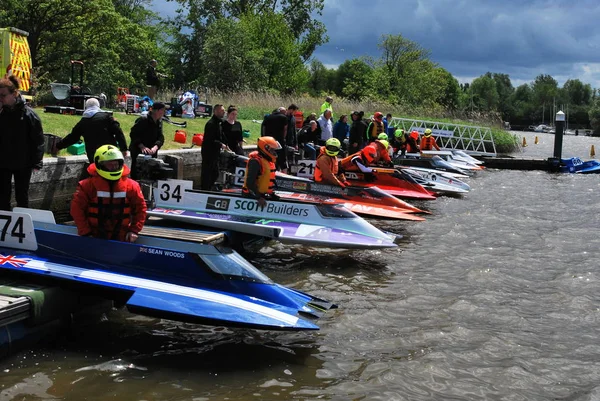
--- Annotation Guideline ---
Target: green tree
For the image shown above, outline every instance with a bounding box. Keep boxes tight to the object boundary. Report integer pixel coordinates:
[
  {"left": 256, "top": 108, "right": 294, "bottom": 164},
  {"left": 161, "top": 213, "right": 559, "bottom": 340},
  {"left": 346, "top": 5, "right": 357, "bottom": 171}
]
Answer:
[
  {"left": 1, "top": 0, "right": 159, "bottom": 98},
  {"left": 490, "top": 72, "right": 514, "bottom": 120},
  {"left": 470, "top": 74, "right": 499, "bottom": 111},
  {"left": 202, "top": 11, "right": 308, "bottom": 93},
  {"left": 335, "top": 58, "right": 374, "bottom": 101},
  {"left": 531, "top": 74, "right": 558, "bottom": 123},
  {"left": 375, "top": 34, "right": 430, "bottom": 104},
  {"left": 562, "top": 79, "right": 592, "bottom": 106}
]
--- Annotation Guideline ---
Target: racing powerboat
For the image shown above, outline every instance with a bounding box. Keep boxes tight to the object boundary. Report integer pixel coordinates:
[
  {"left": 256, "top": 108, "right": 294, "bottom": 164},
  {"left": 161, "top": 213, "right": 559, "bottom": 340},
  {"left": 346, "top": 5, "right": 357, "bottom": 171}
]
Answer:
[
  {"left": 286, "top": 159, "right": 436, "bottom": 200},
  {"left": 226, "top": 168, "right": 427, "bottom": 221},
  {"left": 149, "top": 180, "right": 399, "bottom": 249},
  {"left": 557, "top": 157, "right": 600, "bottom": 174},
  {"left": 397, "top": 166, "right": 471, "bottom": 195},
  {"left": 0, "top": 208, "right": 336, "bottom": 331},
  {"left": 393, "top": 155, "right": 472, "bottom": 176}
]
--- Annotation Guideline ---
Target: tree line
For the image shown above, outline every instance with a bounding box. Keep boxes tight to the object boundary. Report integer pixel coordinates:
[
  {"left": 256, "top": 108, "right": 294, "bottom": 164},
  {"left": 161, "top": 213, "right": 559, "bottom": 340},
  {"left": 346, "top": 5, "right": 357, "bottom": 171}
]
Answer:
[{"left": 3, "top": 0, "right": 599, "bottom": 132}]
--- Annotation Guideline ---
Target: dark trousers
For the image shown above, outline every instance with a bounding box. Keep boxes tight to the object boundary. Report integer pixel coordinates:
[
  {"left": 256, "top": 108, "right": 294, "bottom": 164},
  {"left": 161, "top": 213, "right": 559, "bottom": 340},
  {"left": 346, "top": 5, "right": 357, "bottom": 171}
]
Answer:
[
  {"left": 0, "top": 168, "right": 33, "bottom": 211},
  {"left": 200, "top": 158, "right": 220, "bottom": 190}
]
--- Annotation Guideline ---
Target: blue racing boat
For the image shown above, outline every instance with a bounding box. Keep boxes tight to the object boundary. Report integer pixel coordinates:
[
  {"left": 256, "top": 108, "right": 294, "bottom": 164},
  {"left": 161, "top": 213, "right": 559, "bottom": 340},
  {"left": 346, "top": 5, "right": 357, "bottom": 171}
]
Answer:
[
  {"left": 558, "top": 157, "right": 600, "bottom": 174},
  {"left": 0, "top": 208, "right": 336, "bottom": 331}
]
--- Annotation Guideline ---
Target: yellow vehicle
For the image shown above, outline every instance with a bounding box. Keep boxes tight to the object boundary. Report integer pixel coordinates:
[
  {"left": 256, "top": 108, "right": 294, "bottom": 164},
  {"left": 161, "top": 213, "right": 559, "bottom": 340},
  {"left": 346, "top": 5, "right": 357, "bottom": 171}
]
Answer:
[{"left": 0, "top": 27, "right": 32, "bottom": 101}]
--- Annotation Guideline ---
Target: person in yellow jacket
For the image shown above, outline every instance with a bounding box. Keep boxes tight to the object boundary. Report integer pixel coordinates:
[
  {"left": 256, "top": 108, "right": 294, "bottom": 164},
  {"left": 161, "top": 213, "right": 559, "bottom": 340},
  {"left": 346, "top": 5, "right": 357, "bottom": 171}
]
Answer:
[
  {"left": 320, "top": 96, "right": 333, "bottom": 119},
  {"left": 242, "top": 136, "right": 281, "bottom": 207},
  {"left": 420, "top": 128, "right": 440, "bottom": 151},
  {"left": 314, "top": 138, "right": 348, "bottom": 187}
]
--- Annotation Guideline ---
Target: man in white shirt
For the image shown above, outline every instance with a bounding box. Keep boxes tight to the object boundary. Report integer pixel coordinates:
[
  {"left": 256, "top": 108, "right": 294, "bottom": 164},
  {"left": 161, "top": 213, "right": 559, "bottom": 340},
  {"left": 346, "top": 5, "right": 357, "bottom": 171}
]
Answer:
[{"left": 317, "top": 109, "right": 333, "bottom": 145}]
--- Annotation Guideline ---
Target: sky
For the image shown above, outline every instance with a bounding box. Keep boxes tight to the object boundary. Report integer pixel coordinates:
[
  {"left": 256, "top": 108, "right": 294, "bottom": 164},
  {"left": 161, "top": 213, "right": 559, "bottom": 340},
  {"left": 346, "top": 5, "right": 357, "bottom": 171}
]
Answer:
[{"left": 151, "top": 0, "right": 600, "bottom": 89}]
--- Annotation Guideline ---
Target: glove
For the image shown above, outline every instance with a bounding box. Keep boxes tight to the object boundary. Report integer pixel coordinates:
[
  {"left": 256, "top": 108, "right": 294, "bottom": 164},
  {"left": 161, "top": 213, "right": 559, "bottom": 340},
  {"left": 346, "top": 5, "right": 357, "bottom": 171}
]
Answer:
[
  {"left": 341, "top": 181, "right": 350, "bottom": 187},
  {"left": 386, "top": 161, "right": 395, "bottom": 168}
]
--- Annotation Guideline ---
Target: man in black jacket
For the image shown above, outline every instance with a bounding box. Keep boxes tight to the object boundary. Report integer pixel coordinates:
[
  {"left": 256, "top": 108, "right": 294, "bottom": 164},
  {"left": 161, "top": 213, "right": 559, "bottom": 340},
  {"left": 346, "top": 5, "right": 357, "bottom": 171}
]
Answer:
[
  {"left": 0, "top": 76, "right": 44, "bottom": 210},
  {"left": 128, "top": 102, "right": 167, "bottom": 180},
  {"left": 55, "top": 98, "right": 127, "bottom": 163},
  {"left": 146, "top": 60, "right": 160, "bottom": 99},
  {"left": 200, "top": 104, "right": 226, "bottom": 190},
  {"left": 348, "top": 111, "right": 367, "bottom": 155}
]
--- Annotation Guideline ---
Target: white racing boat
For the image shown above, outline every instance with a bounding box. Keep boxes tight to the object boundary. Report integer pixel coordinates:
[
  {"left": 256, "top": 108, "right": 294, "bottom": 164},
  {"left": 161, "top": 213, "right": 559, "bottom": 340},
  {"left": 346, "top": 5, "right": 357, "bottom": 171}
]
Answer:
[
  {"left": 420, "top": 150, "right": 484, "bottom": 171},
  {"left": 149, "top": 180, "right": 399, "bottom": 249},
  {"left": 398, "top": 166, "right": 471, "bottom": 195}
]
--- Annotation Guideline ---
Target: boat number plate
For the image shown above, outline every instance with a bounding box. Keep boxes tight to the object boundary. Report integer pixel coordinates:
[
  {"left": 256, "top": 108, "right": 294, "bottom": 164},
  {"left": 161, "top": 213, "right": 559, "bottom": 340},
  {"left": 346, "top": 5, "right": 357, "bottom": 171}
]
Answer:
[
  {"left": 296, "top": 160, "right": 316, "bottom": 178},
  {"left": 156, "top": 180, "right": 193, "bottom": 205},
  {"left": 0, "top": 211, "right": 37, "bottom": 251}
]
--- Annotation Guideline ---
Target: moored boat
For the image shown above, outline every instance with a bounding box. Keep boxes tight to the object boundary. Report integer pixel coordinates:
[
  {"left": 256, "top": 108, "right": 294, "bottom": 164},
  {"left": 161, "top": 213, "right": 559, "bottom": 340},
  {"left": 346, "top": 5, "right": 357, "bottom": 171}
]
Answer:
[{"left": 0, "top": 208, "right": 336, "bottom": 331}]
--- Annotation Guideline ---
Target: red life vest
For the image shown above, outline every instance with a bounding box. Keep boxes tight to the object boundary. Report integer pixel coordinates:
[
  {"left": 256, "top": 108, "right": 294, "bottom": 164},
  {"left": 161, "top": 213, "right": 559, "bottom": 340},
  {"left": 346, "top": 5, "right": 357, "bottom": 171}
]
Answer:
[{"left": 71, "top": 164, "right": 146, "bottom": 241}]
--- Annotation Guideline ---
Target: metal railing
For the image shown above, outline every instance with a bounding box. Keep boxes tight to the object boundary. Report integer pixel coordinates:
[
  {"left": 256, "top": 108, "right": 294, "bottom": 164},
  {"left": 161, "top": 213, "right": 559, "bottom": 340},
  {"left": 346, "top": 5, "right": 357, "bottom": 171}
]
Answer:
[{"left": 388, "top": 118, "right": 497, "bottom": 157}]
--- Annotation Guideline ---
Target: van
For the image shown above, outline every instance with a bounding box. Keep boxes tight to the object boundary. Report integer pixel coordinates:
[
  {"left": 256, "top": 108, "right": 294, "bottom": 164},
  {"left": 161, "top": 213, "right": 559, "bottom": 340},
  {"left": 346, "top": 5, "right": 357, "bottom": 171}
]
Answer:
[{"left": 0, "top": 27, "right": 32, "bottom": 101}]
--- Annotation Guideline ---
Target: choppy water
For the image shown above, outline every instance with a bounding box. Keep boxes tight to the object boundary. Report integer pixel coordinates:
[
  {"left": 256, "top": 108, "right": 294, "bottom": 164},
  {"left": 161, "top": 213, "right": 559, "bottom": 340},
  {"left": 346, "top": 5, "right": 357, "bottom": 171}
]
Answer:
[{"left": 1, "top": 132, "right": 600, "bottom": 401}]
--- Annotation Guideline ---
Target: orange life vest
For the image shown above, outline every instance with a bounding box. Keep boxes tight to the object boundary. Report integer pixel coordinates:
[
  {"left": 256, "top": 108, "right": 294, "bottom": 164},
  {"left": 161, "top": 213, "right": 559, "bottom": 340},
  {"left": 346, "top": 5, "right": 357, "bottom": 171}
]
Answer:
[
  {"left": 420, "top": 135, "right": 439, "bottom": 150},
  {"left": 314, "top": 147, "right": 341, "bottom": 184},
  {"left": 368, "top": 121, "right": 384, "bottom": 140},
  {"left": 242, "top": 151, "right": 276, "bottom": 195}
]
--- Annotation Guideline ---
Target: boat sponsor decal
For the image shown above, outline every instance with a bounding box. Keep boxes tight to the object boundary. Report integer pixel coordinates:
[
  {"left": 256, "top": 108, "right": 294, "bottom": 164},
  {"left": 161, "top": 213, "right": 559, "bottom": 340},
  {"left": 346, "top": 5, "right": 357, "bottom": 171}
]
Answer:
[
  {"left": 232, "top": 200, "right": 310, "bottom": 217},
  {"left": 292, "top": 182, "right": 307, "bottom": 191},
  {"left": 22, "top": 260, "right": 300, "bottom": 326},
  {"left": 0, "top": 254, "right": 31, "bottom": 268},
  {"left": 206, "top": 197, "right": 230, "bottom": 212},
  {"left": 139, "top": 247, "right": 185, "bottom": 259},
  {"left": 345, "top": 172, "right": 362, "bottom": 180},
  {"left": 153, "top": 208, "right": 185, "bottom": 215}
]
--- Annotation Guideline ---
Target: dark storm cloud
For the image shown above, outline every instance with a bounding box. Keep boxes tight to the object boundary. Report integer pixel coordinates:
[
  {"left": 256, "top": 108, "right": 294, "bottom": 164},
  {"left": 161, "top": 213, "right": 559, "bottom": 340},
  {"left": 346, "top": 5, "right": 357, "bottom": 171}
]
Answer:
[
  {"left": 313, "top": 0, "right": 600, "bottom": 86},
  {"left": 150, "top": 0, "right": 600, "bottom": 86}
]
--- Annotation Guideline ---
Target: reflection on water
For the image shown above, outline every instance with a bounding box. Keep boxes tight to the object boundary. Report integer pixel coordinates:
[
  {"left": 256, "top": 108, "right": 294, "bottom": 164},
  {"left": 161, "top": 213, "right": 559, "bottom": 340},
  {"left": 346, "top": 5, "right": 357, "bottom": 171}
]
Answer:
[{"left": 2, "top": 134, "right": 600, "bottom": 400}]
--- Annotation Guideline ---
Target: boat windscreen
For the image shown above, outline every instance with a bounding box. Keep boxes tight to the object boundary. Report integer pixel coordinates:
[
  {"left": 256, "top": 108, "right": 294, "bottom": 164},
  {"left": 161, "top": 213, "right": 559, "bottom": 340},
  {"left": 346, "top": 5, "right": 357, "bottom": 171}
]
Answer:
[
  {"left": 200, "top": 252, "right": 273, "bottom": 284},
  {"left": 315, "top": 204, "right": 356, "bottom": 219}
]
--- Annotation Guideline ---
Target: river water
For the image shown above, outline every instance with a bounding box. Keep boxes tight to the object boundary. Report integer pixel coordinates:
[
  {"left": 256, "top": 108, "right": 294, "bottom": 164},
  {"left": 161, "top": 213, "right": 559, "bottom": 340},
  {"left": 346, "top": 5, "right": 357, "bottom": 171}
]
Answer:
[{"left": 1, "top": 132, "right": 600, "bottom": 400}]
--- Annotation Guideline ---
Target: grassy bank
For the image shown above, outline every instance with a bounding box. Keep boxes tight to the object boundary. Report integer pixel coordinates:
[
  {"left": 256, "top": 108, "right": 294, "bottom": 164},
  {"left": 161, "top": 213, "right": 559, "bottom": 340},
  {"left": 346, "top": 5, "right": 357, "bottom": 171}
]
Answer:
[{"left": 36, "top": 105, "right": 518, "bottom": 157}]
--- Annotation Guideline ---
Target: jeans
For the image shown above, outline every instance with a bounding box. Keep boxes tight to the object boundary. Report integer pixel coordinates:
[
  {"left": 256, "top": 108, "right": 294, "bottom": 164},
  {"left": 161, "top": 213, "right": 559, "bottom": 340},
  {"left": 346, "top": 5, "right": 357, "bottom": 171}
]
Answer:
[
  {"left": 303, "top": 143, "right": 316, "bottom": 160},
  {"left": 0, "top": 168, "right": 33, "bottom": 211}
]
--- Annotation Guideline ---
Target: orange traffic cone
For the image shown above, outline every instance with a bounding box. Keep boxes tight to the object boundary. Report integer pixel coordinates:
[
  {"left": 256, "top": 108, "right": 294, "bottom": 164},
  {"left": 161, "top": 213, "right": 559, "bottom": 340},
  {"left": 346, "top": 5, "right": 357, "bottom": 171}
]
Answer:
[
  {"left": 591, "top": 145, "right": 596, "bottom": 158},
  {"left": 522, "top": 137, "right": 527, "bottom": 147},
  {"left": 534, "top": 136, "right": 539, "bottom": 144}
]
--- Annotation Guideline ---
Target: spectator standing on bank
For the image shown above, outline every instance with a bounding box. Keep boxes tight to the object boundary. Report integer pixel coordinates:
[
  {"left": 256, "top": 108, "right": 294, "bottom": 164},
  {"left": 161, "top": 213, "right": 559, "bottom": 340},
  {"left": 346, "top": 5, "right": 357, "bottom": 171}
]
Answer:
[
  {"left": 200, "top": 104, "right": 227, "bottom": 190},
  {"left": 317, "top": 109, "right": 333, "bottom": 145},
  {"left": 55, "top": 98, "right": 128, "bottom": 163},
  {"left": 320, "top": 96, "right": 333, "bottom": 119},
  {"left": 146, "top": 59, "right": 166, "bottom": 100},
  {"left": 128, "top": 102, "right": 167, "bottom": 179},
  {"left": 0, "top": 76, "right": 44, "bottom": 211},
  {"left": 348, "top": 111, "right": 367, "bottom": 154},
  {"left": 262, "top": 107, "right": 289, "bottom": 172},
  {"left": 222, "top": 105, "right": 244, "bottom": 155},
  {"left": 285, "top": 104, "right": 299, "bottom": 152},
  {"left": 333, "top": 114, "right": 349, "bottom": 143}
]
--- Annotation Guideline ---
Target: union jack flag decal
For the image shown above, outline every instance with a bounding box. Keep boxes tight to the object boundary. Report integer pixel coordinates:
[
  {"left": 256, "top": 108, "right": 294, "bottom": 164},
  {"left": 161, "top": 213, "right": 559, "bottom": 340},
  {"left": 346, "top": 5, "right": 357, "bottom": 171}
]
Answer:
[
  {"left": 0, "top": 254, "right": 32, "bottom": 268},
  {"left": 153, "top": 208, "right": 185, "bottom": 215}
]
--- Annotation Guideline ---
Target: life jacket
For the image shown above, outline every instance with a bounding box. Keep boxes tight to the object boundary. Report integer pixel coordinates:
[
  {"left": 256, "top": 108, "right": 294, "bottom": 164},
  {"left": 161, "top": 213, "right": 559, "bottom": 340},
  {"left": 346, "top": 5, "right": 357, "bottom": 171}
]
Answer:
[
  {"left": 368, "top": 120, "right": 384, "bottom": 140},
  {"left": 420, "top": 135, "right": 438, "bottom": 150},
  {"left": 72, "top": 164, "right": 145, "bottom": 241},
  {"left": 242, "top": 151, "right": 276, "bottom": 195},
  {"left": 314, "top": 147, "right": 340, "bottom": 182},
  {"left": 339, "top": 142, "right": 381, "bottom": 171}
]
